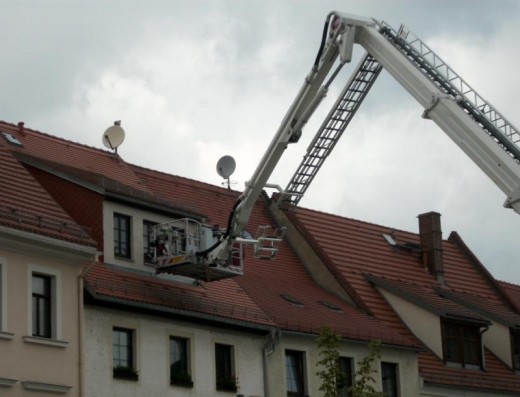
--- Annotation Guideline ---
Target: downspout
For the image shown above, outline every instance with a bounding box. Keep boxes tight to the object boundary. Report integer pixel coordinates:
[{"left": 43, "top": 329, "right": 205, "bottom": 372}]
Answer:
[
  {"left": 78, "top": 260, "right": 98, "bottom": 397},
  {"left": 263, "top": 328, "right": 282, "bottom": 397}
]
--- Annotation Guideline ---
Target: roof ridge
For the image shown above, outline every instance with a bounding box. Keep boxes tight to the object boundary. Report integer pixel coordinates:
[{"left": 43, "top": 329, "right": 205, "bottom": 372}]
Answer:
[
  {"left": 497, "top": 279, "right": 520, "bottom": 287},
  {"left": 294, "top": 205, "right": 421, "bottom": 237},
  {"left": 0, "top": 119, "right": 117, "bottom": 159},
  {"left": 130, "top": 162, "right": 241, "bottom": 197}
]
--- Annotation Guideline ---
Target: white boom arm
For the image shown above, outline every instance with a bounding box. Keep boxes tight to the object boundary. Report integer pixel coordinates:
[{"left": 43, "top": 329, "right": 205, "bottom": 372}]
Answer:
[
  {"left": 201, "top": 11, "right": 520, "bottom": 266},
  {"left": 336, "top": 12, "right": 520, "bottom": 214}
]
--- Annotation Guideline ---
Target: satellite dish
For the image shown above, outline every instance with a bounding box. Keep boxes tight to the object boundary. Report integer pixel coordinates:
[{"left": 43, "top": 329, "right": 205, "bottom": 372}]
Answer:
[
  {"left": 102, "top": 121, "right": 125, "bottom": 151},
  {"left": 216, "top": 155, "right": 236, "bottom": 178}
]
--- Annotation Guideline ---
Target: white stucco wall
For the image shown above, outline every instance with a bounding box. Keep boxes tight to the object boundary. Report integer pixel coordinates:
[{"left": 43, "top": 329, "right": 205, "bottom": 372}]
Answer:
[
  {"left": 84, "top": 306, "right": 266, "bottom": 397},
  {"left": 483, "top": 321, "right": 512, "bottom": 368},
  {"left": 266, "top": 333, "right": 420, "bottom": 397},
  {"left": 103, "top": 201, "right": 182, "bottom": 271},
  {"left": 0, "top": 230, "right": 95, "bottom": 397},
  {"left": 378, "top": 287, "right": 443, "bottom": 358}
]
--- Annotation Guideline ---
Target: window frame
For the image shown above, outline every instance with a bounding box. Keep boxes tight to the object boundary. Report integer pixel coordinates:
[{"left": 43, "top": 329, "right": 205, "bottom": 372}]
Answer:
[
  {"left": 170, "top": 336, "right": 193, "bottom": 387},
  {"left": 512, "top": 330, "right": 520, "bottom": 374},
  {"left": 32, "top": 274, "right": 52, "bottom": 338},
  {"left": 381, "top": 361, "right": 399, "bottom": 397},
  {"left": 215, "top": 343, "right": 236, "bottom": 392},
  {"left": 285, "top": 349, "right": 306, "bottom": 397},
  {"left": 26, "top": 265, "right": 62, "bottom": 342},
  {"left": 143, "top": 220, "right": 157, "bottom": 264},
  {"left": 337, "top": 356, "right": 354, "bottom": 397},
  {"left": 442, "top": 320, "right": 483, "bottom": 369},
  {"left": 113, "top": 327, "right": 138, "bottom": 381},
  {"left": 0, "top": 259, "right": 5, "bottom": 333},
  {"left": 114, "top": 213, "right": 132, "bottom": 259}
]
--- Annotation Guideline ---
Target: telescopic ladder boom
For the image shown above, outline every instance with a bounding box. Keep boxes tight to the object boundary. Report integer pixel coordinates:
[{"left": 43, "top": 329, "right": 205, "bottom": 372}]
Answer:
[
  {"left": 282, "top": 53, "right": 382, "bottom": 206},
  {"left": 282, "top": 12, "right": 520, "bottom": 214}
]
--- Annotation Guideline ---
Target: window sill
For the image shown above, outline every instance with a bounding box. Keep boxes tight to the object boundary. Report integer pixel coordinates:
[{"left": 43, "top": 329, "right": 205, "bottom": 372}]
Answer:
[
  {"left": 23, "top": 335, "right": 68, "bottom": 348},
  {"left": 115, "top": 255, "right": 134, "bottom": 263},
  {"left": 171, "top": 380, "right": 194, "bottom": 388},
  {"left": 0, "top": 331, "right": 14, "bottom": 340},
  {"left": 21, "top": 380, "right": 72, "bottom": 393},
  {"left": 0, "top": 377, "right": 18, "bottom": 387}
]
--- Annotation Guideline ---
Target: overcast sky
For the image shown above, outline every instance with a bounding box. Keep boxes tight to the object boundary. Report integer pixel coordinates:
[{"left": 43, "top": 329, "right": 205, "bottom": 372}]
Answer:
[{"left": 1, "top": 0, "right": 519, "bottom": 284}]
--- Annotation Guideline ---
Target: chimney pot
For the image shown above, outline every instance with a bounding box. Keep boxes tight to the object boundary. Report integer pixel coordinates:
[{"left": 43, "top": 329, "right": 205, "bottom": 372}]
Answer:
[
  {"left": 18, "top": 122, "right": 26, "bottom": 136},
  {"left": 418, "top": 211, "right": 444, "bottom": 283}
]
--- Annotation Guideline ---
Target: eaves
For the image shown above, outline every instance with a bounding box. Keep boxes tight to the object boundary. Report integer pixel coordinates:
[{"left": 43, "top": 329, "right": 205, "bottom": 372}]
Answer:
[{"left": 83, "top": 285, "right": 273, "bottom": 335}]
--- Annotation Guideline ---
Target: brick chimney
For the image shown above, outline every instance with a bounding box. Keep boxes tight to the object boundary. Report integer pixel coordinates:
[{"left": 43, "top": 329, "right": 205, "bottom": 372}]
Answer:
[{"left": 418, "top": 212, "right": 444, "bottom": 284}]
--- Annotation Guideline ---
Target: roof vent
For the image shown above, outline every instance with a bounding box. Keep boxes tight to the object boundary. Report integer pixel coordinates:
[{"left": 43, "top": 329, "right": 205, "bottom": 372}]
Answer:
[
  {"left": 319, "top": 300, "right": 343, "bottom": 313},
  {"left": 2, "top": 132, "right": 23, "bottom": 147},
  {"left": 281, "top": 293, "right": 304, "bottom": 307}
]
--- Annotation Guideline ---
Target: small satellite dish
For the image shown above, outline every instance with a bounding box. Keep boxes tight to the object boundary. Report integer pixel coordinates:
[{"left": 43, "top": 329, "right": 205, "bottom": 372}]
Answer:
[
  {"left": 217, "top": 155, "right": 236, "bottom": 189},
  {"left": 216, "top": 155, "right": 236, "bottom": 178},
  {"left": 102, "top": 121, "right": 125, "bottom": 152}
]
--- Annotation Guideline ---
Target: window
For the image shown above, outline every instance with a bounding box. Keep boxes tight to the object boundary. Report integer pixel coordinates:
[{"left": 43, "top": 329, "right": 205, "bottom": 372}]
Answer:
[
  {"left": 215, "top": 343, "right": 236, "bottom": 392},
  {"left": 32, "top": 274, "right": 52, "bottom": 338},
  {"left": 113, "top": 327, "right": 138, "bottom": 380},
  {"left": 381, "top": 362, "right": 399, "bottom": 397},
  {"left": 338, "top": 356, "right": 353, "bottom": 397},
  {"left": 143, "top": 221, "right": 157, "bottom": 263},
  {"left": 512, "top": 331, "right": 520, "bottom": 373},
  {"left": 114, "top": 213, "right": 131, "bottom": 259},
  {"left": 285, "top": 349, "right": 306, "bottom": 396},
  {"left": 170, "top": 336, "right": 192, "bottom": 387},
  {"left": 442, "top": 321, "right": 482, "bottom": 369},
  {"left": 0, "top": 261, "right": 4, "bottom": 331}
]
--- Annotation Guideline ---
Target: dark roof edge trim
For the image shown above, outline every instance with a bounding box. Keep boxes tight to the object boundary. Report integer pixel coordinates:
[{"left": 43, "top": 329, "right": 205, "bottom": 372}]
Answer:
[
  {"left": 84, "top": 285, "right": 273, "bottom": 333},
  {"left": 448, "top": 231, "right": 520, "bottom": 312}
]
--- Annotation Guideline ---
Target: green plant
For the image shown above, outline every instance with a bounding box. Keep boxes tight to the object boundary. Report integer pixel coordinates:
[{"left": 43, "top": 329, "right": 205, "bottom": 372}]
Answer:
[
  {"left": 348, "top": 340, "right": 383, "bottom": 397},
  {"left": 316, "top": 326, "right": 344, "bottom": 397},
  {"left": 170, "top": 364, "right": 193, "bottom": 387},
  {"left": 216, "top": 374, "right": 238, "bottom": 392},
  {"left": 113, "top": 365, "right": 139, "bottom": 381}
]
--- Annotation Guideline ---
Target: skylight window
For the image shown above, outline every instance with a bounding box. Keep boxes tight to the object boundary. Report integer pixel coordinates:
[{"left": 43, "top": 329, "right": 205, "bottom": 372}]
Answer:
[
  {"left": 382, "top": 233, "right": 397, "bottom": 246},
  {"left": 281, "top": 293, "right": 304, "bottom": 307},
  {"left": 319, "top": 300, "right": 343, "bottom": 313},
  {"left": 2, "top": 132, "right": 23, "bottom": 147}
]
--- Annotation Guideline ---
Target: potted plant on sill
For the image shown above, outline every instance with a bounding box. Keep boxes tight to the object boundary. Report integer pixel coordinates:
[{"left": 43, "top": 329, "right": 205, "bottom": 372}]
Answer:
[
  {"left": 170, "top": 367, "right": 193, "bottom": 387},
  {"left": 216, "top": 374, "right": 238, "bottom": 392},
  {"left": 113, "top": 365, "right": 139, "bottom": 381}
]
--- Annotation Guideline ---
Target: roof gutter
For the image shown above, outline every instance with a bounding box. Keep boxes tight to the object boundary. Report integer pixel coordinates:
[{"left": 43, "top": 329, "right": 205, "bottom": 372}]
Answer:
[
  {"left": 105, "top": 191, "right": 203, "bottom": 221},
  {"left": 0, "top": 225, "right": 97, "bottom": 258},
  {"left": 84, "top": 287, "right": 273, "bottom": 333}
]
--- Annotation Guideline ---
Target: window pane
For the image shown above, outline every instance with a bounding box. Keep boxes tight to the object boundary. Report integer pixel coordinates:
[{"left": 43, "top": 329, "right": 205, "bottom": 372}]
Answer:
[
  {"left": 114, "top": 214, "right": 131, "bottom": 258},
  {"left": 113, "top": 328, "right": 133, "bottom": 369},
  {"left": 170, "top": 337, "right": 190, "bottom": 384},
  {"left": 513, "top": 333, "right": 520, "bottom": 371},
  {"left": 215, "top": 343, "right": 232, "bottom": 378},
  {"left": 381, "top": 362, "right": 398, "bottom": 397},
  {"left": 338, "top": 357, "right": 353, "bottom": 397},
  {"left": 143, "top": 221, "right": 157, "bottom": 263},
  {"left": 285, "top": 350, "right": 304, "bottom": 395},
  {"left": 443, "top": 322, "right": 482, "bottom": 368},
  {"left": 32, "top": 274, "right": 51, "bottom": 338}
]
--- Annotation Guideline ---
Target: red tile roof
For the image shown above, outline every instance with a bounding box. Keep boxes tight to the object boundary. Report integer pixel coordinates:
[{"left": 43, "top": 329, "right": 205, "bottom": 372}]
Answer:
[
  {"left": 0, "top": 121, "right": 150, "bottom": 193},
  {"left": 288, "top": 205, "right": 520, "bottom": 393},
  {"left": 0, "top": 137, "right": 95, "bottom": 247},
  {"left": 1, "top": 120, "right": 416, "bottom": 346},
  {"left": 131, "top": 163, "right": 415, "bottom": 346},
  {"left": 84, "top": 262, "right": 275, "bottom": 328},
  {"left": 499, "top": 281, "right": 520, "bottom": 314}
]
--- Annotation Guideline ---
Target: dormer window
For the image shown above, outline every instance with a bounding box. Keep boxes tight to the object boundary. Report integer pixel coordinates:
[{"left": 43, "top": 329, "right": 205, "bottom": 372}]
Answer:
[
  {"left": 512, "top": 331, "right": 520, "bottom": 374},
  {"left": 442, "top": 321, "right": 482, "bottom": 369},
  {"left": 114, "top": 213, "right": 131, "bottom": 259}
]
